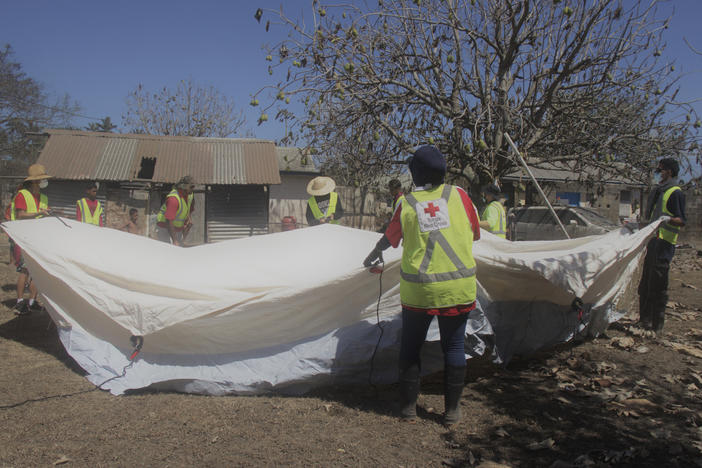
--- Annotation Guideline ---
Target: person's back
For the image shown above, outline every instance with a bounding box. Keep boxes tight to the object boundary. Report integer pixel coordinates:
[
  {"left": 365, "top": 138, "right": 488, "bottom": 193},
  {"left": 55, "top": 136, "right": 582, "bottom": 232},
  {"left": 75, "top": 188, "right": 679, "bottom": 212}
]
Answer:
[{"left": 362, "top": 145, "right": 480, "bottom": 426}]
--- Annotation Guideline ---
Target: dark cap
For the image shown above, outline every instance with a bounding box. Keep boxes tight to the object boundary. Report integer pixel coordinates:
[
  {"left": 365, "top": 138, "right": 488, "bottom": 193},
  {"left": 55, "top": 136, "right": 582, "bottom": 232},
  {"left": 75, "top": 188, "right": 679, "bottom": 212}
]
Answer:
[
  {"left": 657, "top": 158, "right": 679, "bottom": 177},
  {"left": 407, "top": 145, "right": 446, "bottom": 186},
  {"left": 176, "top": 175, "right": 196, "bottom": 189},
  {"left": 482, "top": 184, "right": 502, "bottom": 197}
]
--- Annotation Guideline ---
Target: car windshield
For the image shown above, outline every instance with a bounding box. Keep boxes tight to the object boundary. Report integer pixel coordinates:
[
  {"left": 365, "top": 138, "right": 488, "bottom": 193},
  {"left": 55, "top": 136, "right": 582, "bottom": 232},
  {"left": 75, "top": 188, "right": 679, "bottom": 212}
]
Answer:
[
  {"left": 573, "top": 208, "right": 618, "bottom": 228},
  {"left": 511, "top": 207, "right": 618, "bottom": 229}
]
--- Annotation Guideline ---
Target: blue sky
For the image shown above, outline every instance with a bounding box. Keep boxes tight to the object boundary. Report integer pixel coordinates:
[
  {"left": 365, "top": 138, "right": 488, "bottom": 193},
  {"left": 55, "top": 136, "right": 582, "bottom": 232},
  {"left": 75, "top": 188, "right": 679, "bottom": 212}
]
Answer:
[{"left": 2, "top": 0, "right": 701, "bottom": 151}]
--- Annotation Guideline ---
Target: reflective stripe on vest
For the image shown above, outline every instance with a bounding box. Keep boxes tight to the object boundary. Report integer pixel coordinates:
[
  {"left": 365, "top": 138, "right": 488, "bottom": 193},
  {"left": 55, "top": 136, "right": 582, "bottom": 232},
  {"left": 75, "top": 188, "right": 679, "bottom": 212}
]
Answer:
[
  {"left": 481, "top": 200, "right": 506, "bottom": 238},
  {"left": 77, "top": 198, "right": 103, "bottom": 225},
  {"left": 399, "top": 184, "right": 477, "bottom": 308},
  {"left": 11, "top": 190, "right": 48, "bottom": 220},
  {"left": 156, "top": 189, "right": 193, "bottom": 228},
  {"left": 307, "top": 192, "right": 339, "bottom": 224},
  {"left": 655, "top": 186, "right": 681, "bottom": 245}
]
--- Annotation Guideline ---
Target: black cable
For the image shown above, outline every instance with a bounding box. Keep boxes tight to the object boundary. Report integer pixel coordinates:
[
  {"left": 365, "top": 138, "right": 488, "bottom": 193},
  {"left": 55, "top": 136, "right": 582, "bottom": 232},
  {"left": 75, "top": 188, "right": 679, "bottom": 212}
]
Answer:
[
  {"left": 94, "top": 360, "right": 137, "bottom": 390},
  {"left": 367, "top": 259, "right": 385, "bottom": 387},
  {"left": 0, "top": 341, "right": 140, "bottom": 409}
]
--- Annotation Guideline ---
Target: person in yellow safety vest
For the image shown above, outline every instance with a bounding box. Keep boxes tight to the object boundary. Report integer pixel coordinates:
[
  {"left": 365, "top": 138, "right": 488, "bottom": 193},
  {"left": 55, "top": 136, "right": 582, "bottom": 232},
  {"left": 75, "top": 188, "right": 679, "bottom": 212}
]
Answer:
[
  {"left": 638, "top": 157, "right": 686, "bottom": 335},
  {"left": 478, "top": 184, "right": 507, "bottom": 239},
  {"left": 305, "top": 176, "right": 345, "bottom": 226},
  {"left": 75, "top": 181, "right": 104, "bottom": 226},
  {"left": 10, "top": 164, "right": 52, "bottom": 316},
  {"left": 363, "top": 145, "right": 482, "bottom": 426},
  {"left": 156, "top": 175, "right": 195, "bottom": 246}
]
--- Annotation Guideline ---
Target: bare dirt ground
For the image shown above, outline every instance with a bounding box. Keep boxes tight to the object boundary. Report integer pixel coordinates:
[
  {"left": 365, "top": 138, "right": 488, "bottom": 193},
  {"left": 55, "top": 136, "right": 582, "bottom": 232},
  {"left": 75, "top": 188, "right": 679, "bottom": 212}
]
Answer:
[{"left": 0, "top": 234, "right": 701, "bottom": 468}]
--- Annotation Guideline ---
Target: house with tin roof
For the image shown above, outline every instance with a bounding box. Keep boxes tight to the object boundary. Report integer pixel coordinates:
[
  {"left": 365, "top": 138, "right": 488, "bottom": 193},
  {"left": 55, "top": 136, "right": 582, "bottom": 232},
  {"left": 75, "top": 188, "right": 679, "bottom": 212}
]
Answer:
[{"left": 35, "top": 129, "right": 281, "bottom": 244}]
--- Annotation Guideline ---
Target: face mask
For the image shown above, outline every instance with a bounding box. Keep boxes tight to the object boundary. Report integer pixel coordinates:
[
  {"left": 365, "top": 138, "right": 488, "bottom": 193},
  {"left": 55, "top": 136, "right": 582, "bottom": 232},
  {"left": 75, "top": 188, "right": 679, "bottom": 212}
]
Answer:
[{"left": 39, "top": 180, "right": 48, "bottom": 189}]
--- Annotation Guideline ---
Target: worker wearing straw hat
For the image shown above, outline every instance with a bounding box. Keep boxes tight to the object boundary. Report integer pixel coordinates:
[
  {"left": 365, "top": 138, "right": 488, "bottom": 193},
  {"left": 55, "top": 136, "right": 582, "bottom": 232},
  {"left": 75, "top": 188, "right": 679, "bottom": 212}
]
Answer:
[
  {"left": 9, "top": 164, "right": 52, "bottom": 315},
  {"left": 305, "top": 176, "right": 345, "bottom": 226}
]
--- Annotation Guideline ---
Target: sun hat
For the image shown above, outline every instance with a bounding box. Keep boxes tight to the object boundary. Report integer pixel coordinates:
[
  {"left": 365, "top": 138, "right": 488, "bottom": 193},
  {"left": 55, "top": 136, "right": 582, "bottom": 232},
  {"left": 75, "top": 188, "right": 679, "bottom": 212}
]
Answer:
[
  {"left": 306, "top": 176, "right": 336, "bottom": 196},
  {"left": 24, "top": 164, "right": 52, "bottom": 182}
]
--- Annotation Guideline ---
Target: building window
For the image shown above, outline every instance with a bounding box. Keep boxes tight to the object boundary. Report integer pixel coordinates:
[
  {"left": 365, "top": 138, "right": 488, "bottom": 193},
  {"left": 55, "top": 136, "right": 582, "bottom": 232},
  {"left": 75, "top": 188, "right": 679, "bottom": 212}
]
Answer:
[
  {"left": 555, "top": 192, "right": 580, "bottom": 207},
  {"left": 137, "top": 157, "right": 156, "bottom": 179}
]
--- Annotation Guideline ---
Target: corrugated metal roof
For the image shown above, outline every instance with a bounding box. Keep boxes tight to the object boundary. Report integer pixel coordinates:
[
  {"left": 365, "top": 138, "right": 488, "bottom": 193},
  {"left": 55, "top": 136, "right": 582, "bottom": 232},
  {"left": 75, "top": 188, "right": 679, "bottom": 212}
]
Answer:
[
  {"left": 37, "top": 129, "right": 281, "bottom": 185},
  {"left": 503, "top": 161, "right": 646, "bottom": 186}
]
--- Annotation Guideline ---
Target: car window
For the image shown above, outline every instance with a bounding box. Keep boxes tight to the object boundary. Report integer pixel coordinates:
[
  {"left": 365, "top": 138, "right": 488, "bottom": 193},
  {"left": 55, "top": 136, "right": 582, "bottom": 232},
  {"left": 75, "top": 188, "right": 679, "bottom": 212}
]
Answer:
[
  {"left": 514, "top": 208, "right": 558, "bottom": 224},
  {"left": 529, "top": 209, "right": 548, "bottom": 224},
  {"left": 574, "top": 208, "right": 618, "bottom": 228},
  {"left": 558, "top": 209, "right": 584, "bottom": 226}
]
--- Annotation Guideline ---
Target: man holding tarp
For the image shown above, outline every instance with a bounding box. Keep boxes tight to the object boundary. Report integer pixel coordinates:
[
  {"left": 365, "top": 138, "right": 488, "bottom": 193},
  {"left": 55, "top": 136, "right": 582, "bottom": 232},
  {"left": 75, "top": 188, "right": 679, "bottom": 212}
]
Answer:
[
  {"left": 156, "top": 176, "right": 195, "bottom": 246},
  {"left": 10, "top": 164, "right": 51, "bottom": 315},
  {"left": 363, "top": 145, "right": 480, "bottom": 426},
  {"left": 306, "top": 176, "right": 345, "bottom": 226},
  {"left": 638, "top": 158, "right": 686, "bottom": 335},
  {"left": 75, "top": 181, "right": 104, "bottom": 226}
]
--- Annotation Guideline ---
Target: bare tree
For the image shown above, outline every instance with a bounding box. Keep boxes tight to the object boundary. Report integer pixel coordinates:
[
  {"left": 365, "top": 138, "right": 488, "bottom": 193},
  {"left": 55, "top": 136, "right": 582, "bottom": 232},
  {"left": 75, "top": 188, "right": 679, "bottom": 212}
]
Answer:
[
  {"left": 254, "top": 0, "right": 700, "bottom": 195},
  {"left": 1, "top": 44, "right": 81, "bottom": 174},
  {"left": 86, "top": 116, "right": 117, "bottom": 133},
  {"left": 123, "top": 79, "right": 246, "bottom": 137}
]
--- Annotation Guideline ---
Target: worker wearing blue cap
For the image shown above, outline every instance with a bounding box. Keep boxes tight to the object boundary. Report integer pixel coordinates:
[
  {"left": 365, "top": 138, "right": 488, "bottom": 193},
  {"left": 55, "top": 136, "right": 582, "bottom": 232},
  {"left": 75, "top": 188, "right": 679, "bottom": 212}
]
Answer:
[{"left": 363, "top": 145, "right": 481, "bottom": 426}]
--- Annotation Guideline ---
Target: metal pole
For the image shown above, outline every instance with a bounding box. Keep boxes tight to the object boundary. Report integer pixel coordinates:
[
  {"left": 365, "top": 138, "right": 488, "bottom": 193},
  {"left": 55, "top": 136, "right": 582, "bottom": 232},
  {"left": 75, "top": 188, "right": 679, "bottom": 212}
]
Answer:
[{"left": 503, "top": 132, "right": 570, "bottom": 239}]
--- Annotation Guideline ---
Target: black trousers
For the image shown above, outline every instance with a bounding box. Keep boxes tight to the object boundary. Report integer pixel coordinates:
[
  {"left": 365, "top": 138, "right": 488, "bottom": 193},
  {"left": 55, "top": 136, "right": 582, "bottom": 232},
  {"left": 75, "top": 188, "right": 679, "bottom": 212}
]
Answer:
[{"left": 637, "top": 238, "right": 672, "bottom": 331}]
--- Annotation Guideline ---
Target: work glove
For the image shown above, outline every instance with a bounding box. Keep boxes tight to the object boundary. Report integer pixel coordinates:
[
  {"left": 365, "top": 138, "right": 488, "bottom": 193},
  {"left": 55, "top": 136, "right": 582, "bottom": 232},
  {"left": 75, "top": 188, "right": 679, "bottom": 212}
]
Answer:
[{"left": 363, "top": 247, "right": 383, "bottom": 268}]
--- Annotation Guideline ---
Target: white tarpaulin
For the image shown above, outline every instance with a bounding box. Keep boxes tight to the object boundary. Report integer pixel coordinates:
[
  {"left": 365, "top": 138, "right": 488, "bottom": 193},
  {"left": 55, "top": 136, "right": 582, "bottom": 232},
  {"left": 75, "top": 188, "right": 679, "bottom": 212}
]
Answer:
[{"left": 1, "top": 218, "right": 658, "bottom": 395}]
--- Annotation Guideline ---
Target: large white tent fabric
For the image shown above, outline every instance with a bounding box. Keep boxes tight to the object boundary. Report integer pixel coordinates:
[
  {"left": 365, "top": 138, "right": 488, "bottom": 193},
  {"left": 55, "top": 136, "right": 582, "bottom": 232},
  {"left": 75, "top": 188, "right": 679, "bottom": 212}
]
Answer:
[{"left": 1, "top": 218, "right": 658, "bottom": 395}]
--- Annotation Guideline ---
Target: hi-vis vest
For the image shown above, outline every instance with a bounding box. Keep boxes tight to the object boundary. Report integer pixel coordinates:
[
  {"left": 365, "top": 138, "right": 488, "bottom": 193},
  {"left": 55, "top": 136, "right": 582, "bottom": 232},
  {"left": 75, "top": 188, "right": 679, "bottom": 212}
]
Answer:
[
  {"left": 76, "top": 198, "right": 103, "bottom": 225},
  {"left": 651, "top": 185, "right": 682, "bottom": 245},
  {"left": 308, "top": 192, "right": 339, "bottom": 224},
  {"left": 10, "top": 189, "right": 48, "bottom": 220},
  {"left": 157, "top": 189, "right": 193, "bottom": 228},
  {"left": 481, "top": 200, "right": 507, "bottom": 239},
  {"left": 399, "top": 184, "right": 477, "bottom": 308}
]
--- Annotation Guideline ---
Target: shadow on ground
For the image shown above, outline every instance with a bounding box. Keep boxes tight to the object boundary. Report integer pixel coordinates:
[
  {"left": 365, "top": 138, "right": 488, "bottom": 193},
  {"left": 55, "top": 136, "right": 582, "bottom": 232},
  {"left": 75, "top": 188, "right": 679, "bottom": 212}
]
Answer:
[{"left": 0, "top": 308, "right": 85, "bottom": 376}]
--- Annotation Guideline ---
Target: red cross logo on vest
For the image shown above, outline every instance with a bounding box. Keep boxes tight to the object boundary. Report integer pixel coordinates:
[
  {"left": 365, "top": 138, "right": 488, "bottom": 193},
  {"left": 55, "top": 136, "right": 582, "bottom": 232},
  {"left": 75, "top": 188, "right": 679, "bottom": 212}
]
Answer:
[{"left": 424, "top": 202, "right": 440, "bottom": 217}]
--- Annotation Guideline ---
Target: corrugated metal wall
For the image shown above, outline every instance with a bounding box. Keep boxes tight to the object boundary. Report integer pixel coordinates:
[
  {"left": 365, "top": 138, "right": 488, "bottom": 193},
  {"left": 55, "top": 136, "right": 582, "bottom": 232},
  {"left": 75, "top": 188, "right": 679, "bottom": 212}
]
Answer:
[{"left": 206, "top": 186, "right": 269, "bottom": 242}]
